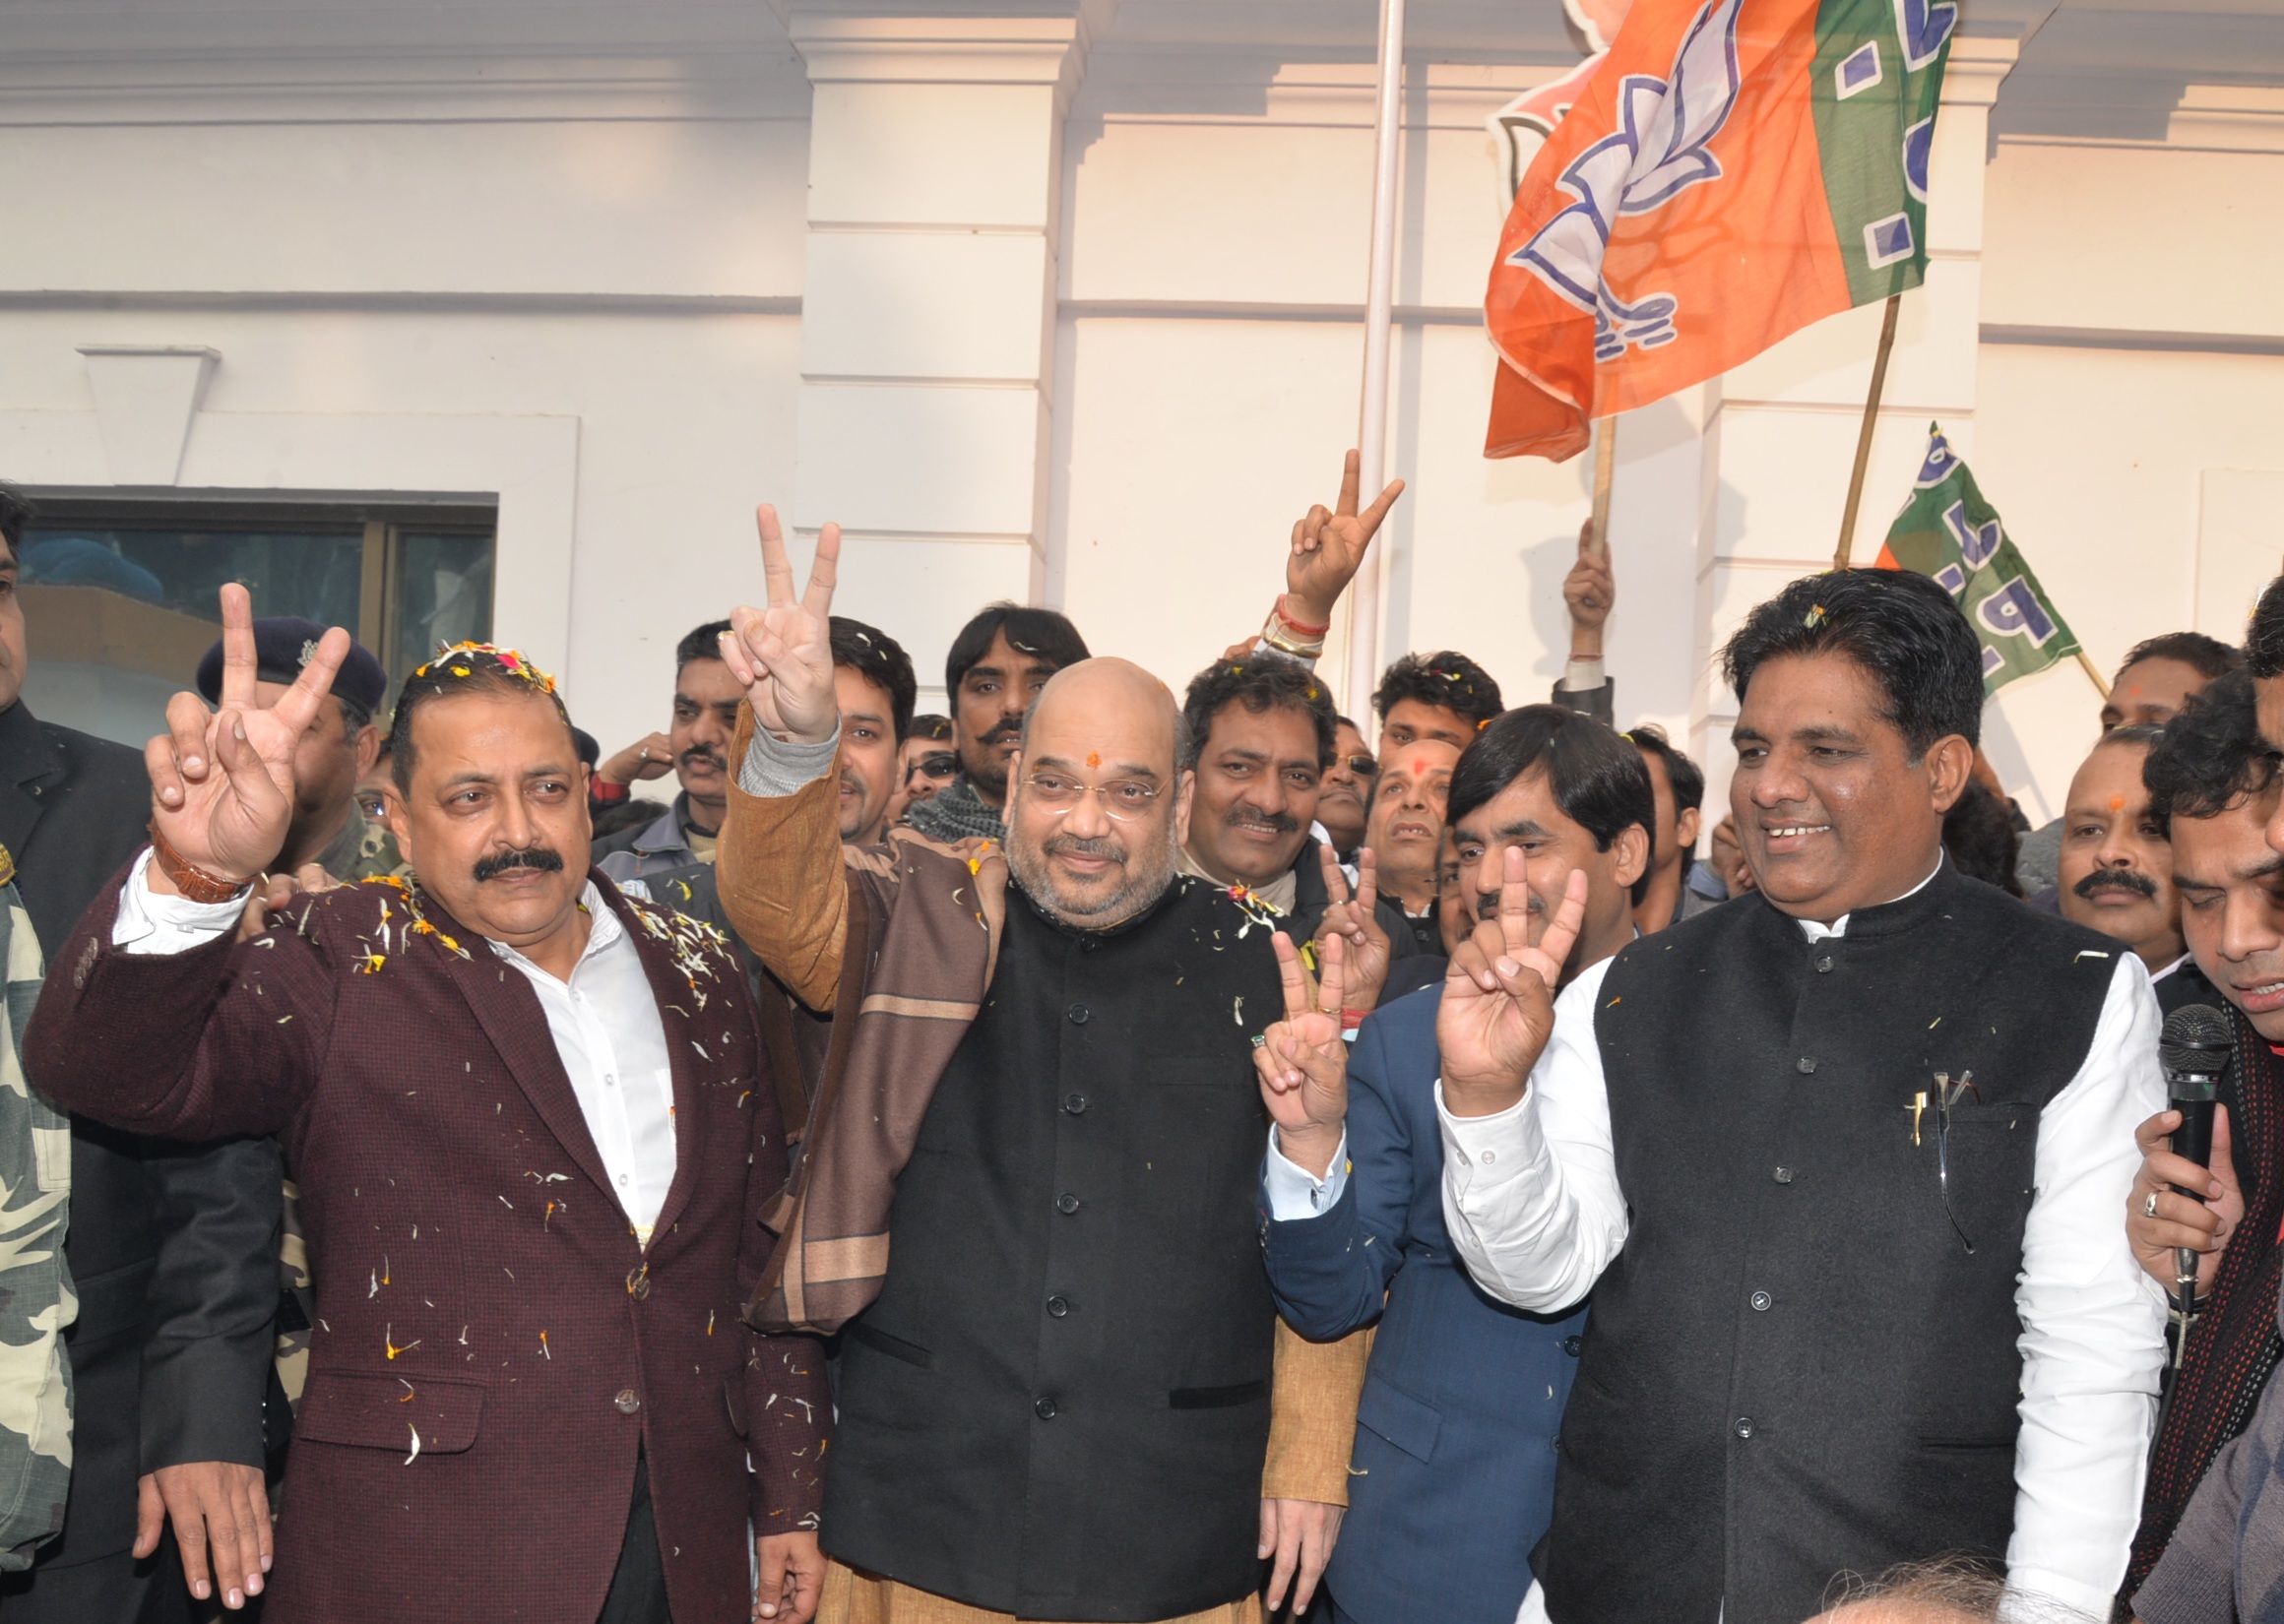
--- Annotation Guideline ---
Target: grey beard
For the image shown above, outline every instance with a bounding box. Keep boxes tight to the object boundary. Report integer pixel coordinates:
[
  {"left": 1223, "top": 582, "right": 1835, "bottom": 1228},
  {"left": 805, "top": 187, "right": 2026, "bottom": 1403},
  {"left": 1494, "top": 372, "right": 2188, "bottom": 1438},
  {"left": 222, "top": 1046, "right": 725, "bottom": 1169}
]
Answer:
[{"left": 1007, "top": 819, "right": 1181, "bottom": 929}]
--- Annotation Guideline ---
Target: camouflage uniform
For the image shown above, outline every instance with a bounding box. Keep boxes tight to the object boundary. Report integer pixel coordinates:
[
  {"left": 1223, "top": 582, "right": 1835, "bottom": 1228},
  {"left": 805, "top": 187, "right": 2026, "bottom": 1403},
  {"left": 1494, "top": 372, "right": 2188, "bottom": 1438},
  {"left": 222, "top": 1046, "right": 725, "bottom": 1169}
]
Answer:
[
  {"left": 0, "top": 849, "right": 71, "bottom": 1572},
  {"left": 314, "top": 804, "right": 409, "bottom": 885}
]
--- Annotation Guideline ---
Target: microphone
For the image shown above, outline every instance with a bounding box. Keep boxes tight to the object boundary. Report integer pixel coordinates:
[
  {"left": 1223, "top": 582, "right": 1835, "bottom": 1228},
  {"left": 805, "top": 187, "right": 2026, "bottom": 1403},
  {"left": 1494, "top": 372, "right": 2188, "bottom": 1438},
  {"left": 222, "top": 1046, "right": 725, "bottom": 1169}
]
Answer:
[{"left": 2159, "top": 1003, "right": 2233, "bottom": 1358}]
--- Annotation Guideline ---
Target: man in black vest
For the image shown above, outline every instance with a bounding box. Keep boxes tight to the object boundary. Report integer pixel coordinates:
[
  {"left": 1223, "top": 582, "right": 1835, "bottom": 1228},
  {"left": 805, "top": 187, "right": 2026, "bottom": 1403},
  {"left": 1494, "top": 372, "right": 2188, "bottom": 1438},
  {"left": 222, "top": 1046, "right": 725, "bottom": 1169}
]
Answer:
[
  {"left": 714, "top": 513, "right": 1358, "bottom": 1624},
  {"left": 1434, "top": 568, "right": 2167, "bottom": 1624}
]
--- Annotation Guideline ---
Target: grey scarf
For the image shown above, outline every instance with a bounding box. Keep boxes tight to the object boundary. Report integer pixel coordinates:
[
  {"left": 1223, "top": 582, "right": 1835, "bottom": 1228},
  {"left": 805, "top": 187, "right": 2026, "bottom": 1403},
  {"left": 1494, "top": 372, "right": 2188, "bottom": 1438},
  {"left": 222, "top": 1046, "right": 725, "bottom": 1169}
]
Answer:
[{"left": 903, "top": 775, "right": 1006, "bottom": 844}]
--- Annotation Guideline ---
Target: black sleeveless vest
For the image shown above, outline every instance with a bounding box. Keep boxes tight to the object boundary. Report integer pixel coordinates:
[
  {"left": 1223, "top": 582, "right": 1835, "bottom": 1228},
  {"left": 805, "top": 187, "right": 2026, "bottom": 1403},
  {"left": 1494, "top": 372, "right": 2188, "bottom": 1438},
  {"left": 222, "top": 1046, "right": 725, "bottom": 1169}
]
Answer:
[
  {"left": 821, "top": 877, "right": 1286, "bottom": 1622},
  {"left": 1542, "top": 863, "right": 2121, "bottom": 1624}
]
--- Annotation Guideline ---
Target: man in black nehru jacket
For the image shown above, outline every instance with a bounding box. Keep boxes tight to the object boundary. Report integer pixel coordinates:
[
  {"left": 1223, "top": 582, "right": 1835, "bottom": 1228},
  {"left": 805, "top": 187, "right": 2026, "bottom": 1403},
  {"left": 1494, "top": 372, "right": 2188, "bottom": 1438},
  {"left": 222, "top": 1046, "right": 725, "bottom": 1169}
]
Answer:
[{"left": 1434, "top": 568, "right": 2167, "bottom": 1623}]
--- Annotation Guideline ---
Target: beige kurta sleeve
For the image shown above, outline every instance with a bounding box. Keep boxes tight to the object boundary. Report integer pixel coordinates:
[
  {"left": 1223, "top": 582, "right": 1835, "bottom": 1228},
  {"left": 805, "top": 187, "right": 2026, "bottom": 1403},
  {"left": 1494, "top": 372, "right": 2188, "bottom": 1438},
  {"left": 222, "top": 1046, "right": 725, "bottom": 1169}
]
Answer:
[
  {"left": 718, "top": 705, "right": 850, "bottom": 1011},
  {"left": 1261, "top": 1320, "right": 1372, "bottom": 1507}
]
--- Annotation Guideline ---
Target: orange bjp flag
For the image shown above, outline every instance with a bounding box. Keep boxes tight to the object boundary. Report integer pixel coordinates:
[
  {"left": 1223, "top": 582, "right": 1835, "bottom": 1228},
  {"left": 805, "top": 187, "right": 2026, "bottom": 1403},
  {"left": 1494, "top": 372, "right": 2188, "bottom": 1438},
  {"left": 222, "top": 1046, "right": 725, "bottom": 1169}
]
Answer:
[{"left": 1484, "top": 0, "right": 1954, "bottom": 461}]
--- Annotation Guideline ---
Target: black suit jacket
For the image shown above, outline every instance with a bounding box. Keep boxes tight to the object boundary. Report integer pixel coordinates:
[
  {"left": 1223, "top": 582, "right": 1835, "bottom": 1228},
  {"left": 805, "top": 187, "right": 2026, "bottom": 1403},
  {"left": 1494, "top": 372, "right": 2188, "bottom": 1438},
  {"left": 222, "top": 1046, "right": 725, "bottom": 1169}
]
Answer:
[{"left": 0, "top": 701, "right": 278, "bottom": 1569}]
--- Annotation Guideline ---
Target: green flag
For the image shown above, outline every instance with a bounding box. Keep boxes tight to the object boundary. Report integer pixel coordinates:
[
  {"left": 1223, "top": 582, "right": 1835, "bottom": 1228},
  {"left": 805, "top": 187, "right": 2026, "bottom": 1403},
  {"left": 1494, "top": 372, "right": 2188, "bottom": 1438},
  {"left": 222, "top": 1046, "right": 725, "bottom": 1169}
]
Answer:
[{"left": 1874, "top": 424, "right": 2080, "bottom": 698}]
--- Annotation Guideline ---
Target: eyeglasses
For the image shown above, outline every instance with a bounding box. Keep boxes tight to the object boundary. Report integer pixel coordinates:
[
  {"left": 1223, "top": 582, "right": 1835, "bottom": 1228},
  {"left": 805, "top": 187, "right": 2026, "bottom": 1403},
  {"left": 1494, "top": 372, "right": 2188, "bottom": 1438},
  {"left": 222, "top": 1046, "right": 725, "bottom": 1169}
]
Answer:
[
  {"left": 1332, "top": 754, "right": 1377, "bottom": 778},
  {"left": 1023, "top": 771, "right": 1164, "bottom": 821},
  {"left": 914, "top": 752, "right": 958, "bottom": 781}
]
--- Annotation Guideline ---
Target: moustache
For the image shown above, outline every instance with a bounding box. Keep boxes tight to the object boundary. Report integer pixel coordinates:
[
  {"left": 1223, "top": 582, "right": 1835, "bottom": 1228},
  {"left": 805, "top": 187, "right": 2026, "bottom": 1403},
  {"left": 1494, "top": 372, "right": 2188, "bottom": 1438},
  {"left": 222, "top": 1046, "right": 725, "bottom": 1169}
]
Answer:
[
  {"left": 1475, "top": 892, "right": 1546, "bottom": 923},
  {"left": 1223, "top": 807, "right": 1301, "bottom": 837},
  {"left": 980, "top": 719, "right": 1024, "bottom": 748},
  {"left": 1044, "top": 832, "right": 1126, "bottom": 867},
  {"left": 2074, "top": 867, "right": 2158, "bottom": 902},
  {"left": 475, "top": 846, "right": 567, "bottom": 883},
  {"left": 681, "top": 748, "right": 726, "bottom": 774}
]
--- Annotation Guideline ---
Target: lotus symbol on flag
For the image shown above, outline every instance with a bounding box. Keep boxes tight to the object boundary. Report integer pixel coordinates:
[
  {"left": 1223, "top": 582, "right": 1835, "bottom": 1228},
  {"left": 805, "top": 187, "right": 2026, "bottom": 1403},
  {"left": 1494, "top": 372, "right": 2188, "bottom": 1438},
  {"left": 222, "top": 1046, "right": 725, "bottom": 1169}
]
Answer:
[{"left": 1506, "top": 0, "right": 1745, "bottom": 362}]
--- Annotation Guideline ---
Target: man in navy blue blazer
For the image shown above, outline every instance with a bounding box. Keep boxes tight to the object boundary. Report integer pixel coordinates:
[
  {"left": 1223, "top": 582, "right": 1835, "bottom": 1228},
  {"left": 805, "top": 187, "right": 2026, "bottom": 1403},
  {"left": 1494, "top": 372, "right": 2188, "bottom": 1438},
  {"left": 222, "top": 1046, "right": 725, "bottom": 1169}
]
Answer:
[{"left": 1250, "top": 707, "right": 1656, "bottom": 1624}]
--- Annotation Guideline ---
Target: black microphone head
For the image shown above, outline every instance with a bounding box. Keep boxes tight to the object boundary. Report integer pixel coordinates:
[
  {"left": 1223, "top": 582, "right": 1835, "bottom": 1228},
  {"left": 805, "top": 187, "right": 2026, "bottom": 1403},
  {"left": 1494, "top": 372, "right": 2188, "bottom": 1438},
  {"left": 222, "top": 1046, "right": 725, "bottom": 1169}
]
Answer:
[{"left": 2160, "top": 1003, "right": 2234, "bottom": 1079}]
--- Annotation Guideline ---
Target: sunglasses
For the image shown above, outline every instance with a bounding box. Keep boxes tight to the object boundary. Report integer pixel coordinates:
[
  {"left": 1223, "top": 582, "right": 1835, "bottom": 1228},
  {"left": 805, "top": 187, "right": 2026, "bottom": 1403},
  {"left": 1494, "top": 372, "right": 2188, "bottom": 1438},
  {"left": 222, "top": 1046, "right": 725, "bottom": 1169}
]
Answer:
[
  {"left": 914, "top": 752, "right": 958, "bottom": 781},
  {"left": 1331, "top": 754, "right": 1377, "bottom": 778}
]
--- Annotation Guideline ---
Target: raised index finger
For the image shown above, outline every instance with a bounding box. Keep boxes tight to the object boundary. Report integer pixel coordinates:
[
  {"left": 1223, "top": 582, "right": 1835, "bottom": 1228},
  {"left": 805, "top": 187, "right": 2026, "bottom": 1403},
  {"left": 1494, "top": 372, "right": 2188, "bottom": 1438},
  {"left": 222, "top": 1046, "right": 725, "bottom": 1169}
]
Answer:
[
  {"left": 1335, "top": 448, "right": 1361, "bottom": 518},
  {"left": 1317, "top": 843, "right": 1350, "bottom": 906},
  {"left": 1497, "top": 844, "right": 1533, "bottom": 958},
  {"left": 756, "top": 504, "right": 796, "bottom": 609},
  {"left": 1271, "top": 930, "right": 1312, "bottom": 1022},
  {"left": 1355, "top": 846, "right": 1378, "bottom": 915},
  {"left": 217, "top": 584, "right": 258, "bottom": 712}
]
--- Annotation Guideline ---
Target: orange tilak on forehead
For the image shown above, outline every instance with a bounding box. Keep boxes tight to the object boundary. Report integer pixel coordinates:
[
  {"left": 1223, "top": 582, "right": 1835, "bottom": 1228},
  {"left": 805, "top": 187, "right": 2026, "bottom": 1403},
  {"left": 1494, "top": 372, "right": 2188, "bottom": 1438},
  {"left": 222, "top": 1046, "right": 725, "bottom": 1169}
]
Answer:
[
  {"left": 1086, "top": 750, "right": 1101, "bottom": 769},
  {"left": 2109, "top": 793, "right": 2127, "bottom": 813}
]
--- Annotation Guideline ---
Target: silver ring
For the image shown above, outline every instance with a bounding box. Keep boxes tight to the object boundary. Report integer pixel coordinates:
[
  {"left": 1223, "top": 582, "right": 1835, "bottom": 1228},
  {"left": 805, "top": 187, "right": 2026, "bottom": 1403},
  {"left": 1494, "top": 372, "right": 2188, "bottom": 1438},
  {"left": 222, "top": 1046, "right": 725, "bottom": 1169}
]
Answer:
[
  {"left": 2143, "top": 1191, "right": 2160, "bottom": 1219},
  {"left": 639, "top": 747, "right": 649, "bottom": 762}
]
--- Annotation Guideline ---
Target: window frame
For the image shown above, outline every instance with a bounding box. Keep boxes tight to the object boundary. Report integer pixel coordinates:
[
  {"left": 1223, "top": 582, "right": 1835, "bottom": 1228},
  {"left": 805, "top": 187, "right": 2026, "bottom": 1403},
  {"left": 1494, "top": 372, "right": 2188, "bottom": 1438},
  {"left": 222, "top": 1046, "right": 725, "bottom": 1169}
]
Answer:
[{"left": 19, "top": 486, "right": 499, "bottom": 694}]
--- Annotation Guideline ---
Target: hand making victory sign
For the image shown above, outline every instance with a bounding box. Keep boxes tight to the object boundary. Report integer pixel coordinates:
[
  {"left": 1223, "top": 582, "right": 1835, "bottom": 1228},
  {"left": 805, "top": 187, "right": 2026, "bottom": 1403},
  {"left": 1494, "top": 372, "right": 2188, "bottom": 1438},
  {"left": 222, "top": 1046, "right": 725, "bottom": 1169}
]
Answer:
[
  {"left": 1284, "top": 449, "right": 1407, "bottom": 629},
  {"left": 146, "top": 583, "right": 350, "bottom": 895},
  {"left": 1255, "top": 932, "right": 1351, "bottom": 1180},
  {"left": 1312, "top": 844, "right": 1392, "bottom": 1014},
  {"left": 718, "top": 504, "right": 843, "bottom": 749},
  {"left": 1437, "top": 847, "right": 1587, "bottom": 1118}
]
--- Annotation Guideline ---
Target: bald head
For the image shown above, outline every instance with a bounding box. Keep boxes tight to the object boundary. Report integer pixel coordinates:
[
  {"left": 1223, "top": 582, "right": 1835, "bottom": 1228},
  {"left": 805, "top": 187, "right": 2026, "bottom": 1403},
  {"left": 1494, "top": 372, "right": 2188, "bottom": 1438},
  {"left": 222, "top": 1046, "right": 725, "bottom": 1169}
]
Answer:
[
  {"left": 1023, "top": 657, "right": 1183, "bottom": 781},
  {"left": 1004, "top": 656, "right": 1194, "bottom": 931}
]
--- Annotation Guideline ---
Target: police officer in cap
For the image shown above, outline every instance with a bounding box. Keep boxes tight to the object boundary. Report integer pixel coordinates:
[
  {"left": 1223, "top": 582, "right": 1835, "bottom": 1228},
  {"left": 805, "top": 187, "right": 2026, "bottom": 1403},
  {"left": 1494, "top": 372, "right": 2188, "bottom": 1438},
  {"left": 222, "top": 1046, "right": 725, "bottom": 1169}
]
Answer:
[{"left": 194, "top": 617, "right": 402, "bottom": 882}]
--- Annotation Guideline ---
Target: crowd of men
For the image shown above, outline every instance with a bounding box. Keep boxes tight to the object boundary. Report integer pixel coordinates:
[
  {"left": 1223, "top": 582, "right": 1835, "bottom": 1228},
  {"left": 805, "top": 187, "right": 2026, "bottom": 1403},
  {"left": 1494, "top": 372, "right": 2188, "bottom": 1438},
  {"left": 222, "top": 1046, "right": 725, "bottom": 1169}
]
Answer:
[{"left": 4, "top": 454, "right": 2284, "bottom": 1624}]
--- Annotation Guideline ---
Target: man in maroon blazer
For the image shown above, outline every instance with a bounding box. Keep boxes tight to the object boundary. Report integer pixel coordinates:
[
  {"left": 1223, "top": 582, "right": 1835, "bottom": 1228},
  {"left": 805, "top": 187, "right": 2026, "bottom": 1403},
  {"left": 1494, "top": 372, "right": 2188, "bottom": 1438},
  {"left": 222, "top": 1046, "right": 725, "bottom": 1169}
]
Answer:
[{"left": 23, "top": 590, "right": 831, "bottom": 1624}]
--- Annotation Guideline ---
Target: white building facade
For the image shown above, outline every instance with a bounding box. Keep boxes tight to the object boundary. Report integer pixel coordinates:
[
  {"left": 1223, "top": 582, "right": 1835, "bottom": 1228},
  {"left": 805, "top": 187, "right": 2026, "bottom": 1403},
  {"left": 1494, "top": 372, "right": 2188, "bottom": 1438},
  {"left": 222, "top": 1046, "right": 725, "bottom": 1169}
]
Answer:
[{"left": 0, "top": 0, "right": 2277, "bottom": 832}]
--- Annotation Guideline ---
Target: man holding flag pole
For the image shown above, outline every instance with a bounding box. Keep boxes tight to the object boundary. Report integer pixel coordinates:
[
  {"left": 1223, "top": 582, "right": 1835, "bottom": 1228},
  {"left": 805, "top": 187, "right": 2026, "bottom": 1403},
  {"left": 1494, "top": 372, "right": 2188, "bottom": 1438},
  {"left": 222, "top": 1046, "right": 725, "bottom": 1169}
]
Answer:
[{"left": 1447, "top": 2, "right": 2167, "bottom": 1621}]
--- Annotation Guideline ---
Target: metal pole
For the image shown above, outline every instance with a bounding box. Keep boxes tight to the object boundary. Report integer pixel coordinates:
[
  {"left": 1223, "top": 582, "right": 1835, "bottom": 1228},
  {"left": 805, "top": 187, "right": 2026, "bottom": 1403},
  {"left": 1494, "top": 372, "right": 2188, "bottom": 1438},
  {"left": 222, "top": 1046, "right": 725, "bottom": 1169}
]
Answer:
[{"left": 1345, "top": 0, "right": 1408, "bottom": 720}]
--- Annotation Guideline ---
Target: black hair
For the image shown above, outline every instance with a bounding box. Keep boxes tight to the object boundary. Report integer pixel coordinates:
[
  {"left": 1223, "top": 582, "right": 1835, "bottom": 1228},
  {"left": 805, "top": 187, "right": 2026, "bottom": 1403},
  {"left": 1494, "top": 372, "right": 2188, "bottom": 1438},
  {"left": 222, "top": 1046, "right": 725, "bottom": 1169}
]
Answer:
[
  {"left": 1447, "top": 704, "right": 1656, "bottom": 906},
  {"left": 674, "top": 619, "right": 732, "bottom": 675},
  {"left": 1622, "top": 722, "right": 1704, "bottom": 815},
  {"left": 1177, "top": 656, "right": 1336, "bottom": 773},
  {"left": 829, "top": 615, "right": 918, "bottom": 744},
  {"left": 2117, "top": 630, "right": 2243, "bottom": 686},
  {"left": 1373, "top": 651, "right": 1503, "bottom": 729},
  {"left": 2143, "top": 669, "right": 2284, "bottom": 832},
  {"left": 0, "top": 482, "right": 32, "bottom": 552},
  {"left": 910, "top": 713, "right": 953, "bottom": 743},
  {"left": 389, "top": 646, "right": 574, "bottom": 794},
  {"left": 1941, "top": 781, "right": 2022, "bottom": 898},
  {"left": 2252, "top": 579, "right": 2284, "bottom": 680},
  {"left": 1723, "top": 568, "right": 1984, "bottom": 756},
  {"left": 944, "top": 602, "right": 1090, "bottom": 696}
]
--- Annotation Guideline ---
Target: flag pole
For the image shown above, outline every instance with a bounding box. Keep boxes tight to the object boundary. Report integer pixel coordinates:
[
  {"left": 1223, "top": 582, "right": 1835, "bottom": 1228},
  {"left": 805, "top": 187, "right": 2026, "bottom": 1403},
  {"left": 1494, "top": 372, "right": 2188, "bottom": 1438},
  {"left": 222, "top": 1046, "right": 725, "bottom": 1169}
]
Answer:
[
  {"left": 1345, "top": 0, "right": 1408, "bottom": 720},
  {"left": 1588, "top": 414, "right": 1617, "bottom": 558},
  {"left": 1833, "top": 292, "right": 1903, "bottom": 572},
  {"left": 2074, "top": 649, "right": 2112, "bottom": 700}
]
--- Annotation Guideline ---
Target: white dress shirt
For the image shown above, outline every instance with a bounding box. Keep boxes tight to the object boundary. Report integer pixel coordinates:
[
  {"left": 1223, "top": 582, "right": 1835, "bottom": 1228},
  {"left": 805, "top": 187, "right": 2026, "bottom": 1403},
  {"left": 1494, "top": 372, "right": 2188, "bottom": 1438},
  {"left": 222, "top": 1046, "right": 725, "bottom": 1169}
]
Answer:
[
  {"left": 1434, "top": 876, "right": 2167, "bottom": 1624},
  {"left": 114, "top": 855, "right": 681, "bottom": 1241}
]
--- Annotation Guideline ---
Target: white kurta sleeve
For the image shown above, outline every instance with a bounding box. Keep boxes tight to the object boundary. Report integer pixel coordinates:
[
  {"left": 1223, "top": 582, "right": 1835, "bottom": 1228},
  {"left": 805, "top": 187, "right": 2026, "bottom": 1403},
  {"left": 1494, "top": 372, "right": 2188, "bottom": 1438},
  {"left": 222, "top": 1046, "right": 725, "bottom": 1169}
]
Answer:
[
  {"left": 1436, "top": 957, "right": 1627, "bottom": 1314},
  {"left": 2003, "top": 954, "right": 2169, "bottom": 1618}
]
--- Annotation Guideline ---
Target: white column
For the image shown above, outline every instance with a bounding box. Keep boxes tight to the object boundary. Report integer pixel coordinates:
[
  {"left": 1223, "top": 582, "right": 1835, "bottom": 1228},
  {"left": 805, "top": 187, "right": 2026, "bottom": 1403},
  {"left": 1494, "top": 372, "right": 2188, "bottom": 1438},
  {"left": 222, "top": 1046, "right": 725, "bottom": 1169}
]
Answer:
[
  {"left": 1679, "top": 38, "right": 2021, "bottom": 819},
  {"left": 789, "top": 4, "right": 1098, "bottom": 705}
]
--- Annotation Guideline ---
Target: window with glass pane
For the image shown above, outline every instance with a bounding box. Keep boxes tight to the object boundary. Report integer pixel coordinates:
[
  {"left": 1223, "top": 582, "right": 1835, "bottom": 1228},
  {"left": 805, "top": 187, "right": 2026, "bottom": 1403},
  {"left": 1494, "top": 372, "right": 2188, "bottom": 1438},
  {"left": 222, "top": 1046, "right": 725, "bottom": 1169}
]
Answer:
[{"left": 14, "top": 498, "right": 495, "bottom": 749}]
